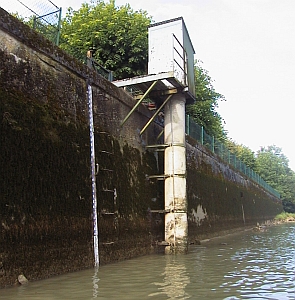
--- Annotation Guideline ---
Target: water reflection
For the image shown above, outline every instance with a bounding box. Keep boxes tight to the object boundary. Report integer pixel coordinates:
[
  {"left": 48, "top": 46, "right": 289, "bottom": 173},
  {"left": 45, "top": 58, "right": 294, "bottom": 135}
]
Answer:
[
  {"left": 149, "top": 255, "right": 191, "bottom": 299},
  {"left": 1, "top": 224, "right": 295, "bottom": 299},
  {"left": 92, "top": 267, "right": 99, "bottom": 299}
]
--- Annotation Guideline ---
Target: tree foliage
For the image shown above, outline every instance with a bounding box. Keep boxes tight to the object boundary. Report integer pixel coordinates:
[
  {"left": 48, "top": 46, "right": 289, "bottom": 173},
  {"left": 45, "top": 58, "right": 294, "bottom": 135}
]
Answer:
[
  {"left": 223, "top": 141, "right": 295, "bottom": 212},
  {"left": 186, "top": 60, "right": 226, "bottom": 140},
  {"left": 226, "top": 139, "right": 256, "bottom": 170},
  {"left": 60, "top": 0, "right": 152, "bottom": 79},
  {"left": 255, "top": 145, "right": 295, "bottom": 212}
]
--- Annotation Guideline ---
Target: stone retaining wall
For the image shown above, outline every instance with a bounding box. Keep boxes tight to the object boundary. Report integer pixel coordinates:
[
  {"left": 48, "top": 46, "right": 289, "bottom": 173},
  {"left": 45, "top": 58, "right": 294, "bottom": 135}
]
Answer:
[{"left": 0, "top": 8, "right": 282, "bottom": 288}]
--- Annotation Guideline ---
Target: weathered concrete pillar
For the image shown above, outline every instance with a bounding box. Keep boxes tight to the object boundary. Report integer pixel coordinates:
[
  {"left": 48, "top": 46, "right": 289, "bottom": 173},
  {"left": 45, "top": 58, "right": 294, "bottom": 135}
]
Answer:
[{"left": 164, "top": 93, "right": 188, "bottom": 254}]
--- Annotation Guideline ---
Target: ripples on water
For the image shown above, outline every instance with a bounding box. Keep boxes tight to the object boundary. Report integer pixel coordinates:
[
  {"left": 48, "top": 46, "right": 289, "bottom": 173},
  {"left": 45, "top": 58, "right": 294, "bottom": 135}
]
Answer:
[{"left": 1, "top": 224, "right": 295, "bottom": 299}]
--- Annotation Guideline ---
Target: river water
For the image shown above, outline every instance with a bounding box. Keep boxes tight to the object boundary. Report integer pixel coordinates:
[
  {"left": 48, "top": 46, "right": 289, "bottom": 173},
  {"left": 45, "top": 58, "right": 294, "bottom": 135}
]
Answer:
[{"left": 1, "top": 223, "right": 295, "bottom": 300}]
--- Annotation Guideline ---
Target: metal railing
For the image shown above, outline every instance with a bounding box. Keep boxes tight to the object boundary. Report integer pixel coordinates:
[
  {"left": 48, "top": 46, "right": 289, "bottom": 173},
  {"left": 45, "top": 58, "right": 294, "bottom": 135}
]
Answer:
[
  {"left": 185, "top": 114, "right": 280, "bottom": 199},
  {"left": 172, "top": 33, "right": 188, "bottom": 85},
  {"left": 86, "top": 52, "right": 113, "bottom": 82},
  {"left": 2, "top": 0, "right": 62, "bottom": 46},
  {"left": 2, "top": 1, "right": 113, "bottom": 81}
]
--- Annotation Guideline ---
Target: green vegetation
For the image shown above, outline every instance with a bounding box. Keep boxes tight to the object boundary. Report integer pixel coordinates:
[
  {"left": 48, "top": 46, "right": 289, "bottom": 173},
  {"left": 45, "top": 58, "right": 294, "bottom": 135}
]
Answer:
[
  {"left": 226, "top": 140, "right": 256, "bottom": 170},
  {"left": 186, "top": 60, "right": 226, "bottom": 141},
  {"left": 59, "top": 0, "right": 152, "bottom": 79},
  {"left": 255, "top": 146, "right": 295, "bottom": 213},
  {"left": 275, "top": 212, "right": 295, "bottom": 221},
  {"left": 228, "top": 143, "right": 295, "bottom": 213}
]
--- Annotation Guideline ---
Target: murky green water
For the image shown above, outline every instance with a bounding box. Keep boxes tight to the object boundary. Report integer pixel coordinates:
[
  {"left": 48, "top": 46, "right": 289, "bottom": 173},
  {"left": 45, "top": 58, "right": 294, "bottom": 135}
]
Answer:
[{"left": 1, "top": 223, "right": 295, "bottom": 299}]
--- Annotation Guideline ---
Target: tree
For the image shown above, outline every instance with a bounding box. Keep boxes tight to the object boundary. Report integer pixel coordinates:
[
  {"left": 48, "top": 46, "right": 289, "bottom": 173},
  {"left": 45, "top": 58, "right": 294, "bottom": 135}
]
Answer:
[
  {"left": 60, "top": 0, "right": 152, "bottom": 79},
  {"left": 255, "top": 145, "right": 295, "bottom": 212},
  {"left": 186, "top": 60, "right": 226, "bottom": 141},
  {"left": 226, "top": 139, "right": 256, "bottom": 170}
]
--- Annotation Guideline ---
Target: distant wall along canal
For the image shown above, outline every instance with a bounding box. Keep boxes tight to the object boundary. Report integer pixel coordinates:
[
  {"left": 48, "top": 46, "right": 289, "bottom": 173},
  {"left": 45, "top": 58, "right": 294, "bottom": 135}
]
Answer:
[{"left": 0, "top": 223, "right": 294, "bottom": 299}]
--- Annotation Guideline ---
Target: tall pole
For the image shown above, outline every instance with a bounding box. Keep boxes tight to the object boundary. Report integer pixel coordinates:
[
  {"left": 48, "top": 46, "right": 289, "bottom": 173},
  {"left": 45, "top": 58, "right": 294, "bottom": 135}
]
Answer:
[
  {"left": 87, "top": 84, "right": 99, "bottom": 266},
  {"left": 56, "top": 7, "right": 62, "bottom": 46},
  {"left": 164, "top": 93, "right": 188, "bottom": 254}
]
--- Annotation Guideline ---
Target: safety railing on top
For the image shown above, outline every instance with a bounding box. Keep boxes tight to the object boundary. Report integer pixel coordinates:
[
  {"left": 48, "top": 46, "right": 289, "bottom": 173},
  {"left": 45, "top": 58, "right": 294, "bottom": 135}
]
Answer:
[
  {"left": 1, "top": 0, "right": 62, "bottom": 46},
  {"left": 185, "top": 114, "right": 280, "bottom": 199},
  {"left": 2, "top": 1, "right": 113, "bottom": 81},
  {"left": 172, "top": 33, "right": 188, "bottom": 86}
]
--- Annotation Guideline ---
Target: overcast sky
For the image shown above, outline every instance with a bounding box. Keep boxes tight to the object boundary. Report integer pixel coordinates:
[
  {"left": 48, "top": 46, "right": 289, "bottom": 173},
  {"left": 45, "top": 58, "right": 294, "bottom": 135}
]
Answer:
[{"left": 2, "top": 0, "right": 295, "bottom": 170}]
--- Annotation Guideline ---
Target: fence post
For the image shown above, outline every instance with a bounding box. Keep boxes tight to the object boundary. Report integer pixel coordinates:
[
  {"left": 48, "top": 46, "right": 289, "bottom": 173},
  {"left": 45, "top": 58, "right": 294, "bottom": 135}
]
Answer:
[
  {"left": 108, "top": 71, "right": 113, "bottom": 82},
  {"left": 185, "top": 114, "right": 190, "bottom": 135},
  {"left": 33, "top": 16, "right": 37, "bottom": 29},
  {"left": 55, "top": 7, "right": 62, "bottom": 46},
  {"left": 201, "top": 126, "right": 204, "bottom": 145}
]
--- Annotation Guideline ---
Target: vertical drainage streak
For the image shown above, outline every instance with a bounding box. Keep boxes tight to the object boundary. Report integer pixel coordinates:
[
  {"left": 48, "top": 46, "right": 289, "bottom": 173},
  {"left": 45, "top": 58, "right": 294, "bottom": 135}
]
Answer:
[
  {"left": 87, "top": 84, "right": 99, "bottom": 266},
  {"left": 241, "top": 204, "right": 246, "bottom": 226}
]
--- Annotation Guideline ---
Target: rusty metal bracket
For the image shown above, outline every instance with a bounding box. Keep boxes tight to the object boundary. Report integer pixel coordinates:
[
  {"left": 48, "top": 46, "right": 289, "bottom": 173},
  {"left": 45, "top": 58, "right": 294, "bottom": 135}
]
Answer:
[{"left": 120, "top": 80, "right": 158, "bottom": 127}]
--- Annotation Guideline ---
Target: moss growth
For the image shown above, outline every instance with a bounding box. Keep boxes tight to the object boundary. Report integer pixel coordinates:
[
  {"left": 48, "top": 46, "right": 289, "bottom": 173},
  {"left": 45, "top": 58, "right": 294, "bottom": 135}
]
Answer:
[{"left": 187, "top": 143, "right": 282, "bottom": 239}]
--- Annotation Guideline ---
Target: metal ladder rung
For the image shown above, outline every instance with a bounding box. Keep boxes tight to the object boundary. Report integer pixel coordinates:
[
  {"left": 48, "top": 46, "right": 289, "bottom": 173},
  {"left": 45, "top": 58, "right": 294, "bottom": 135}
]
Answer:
[
  {"left": 146, "top": 144, "right": 169, "bottom": 149},
  {"left": 150, "top": 209, "right": 170, "bottom": 213},
  {"left": 145, "top": 143, "right": 185, "bottom": 150},
  {"left": 157, "top": 241, "right": 170, "bottom": 246},
  {"left": 100, "top": 168, "right": 113, "bottom": 172},
  {"left": 102, "top": 242, "right": 115, "bottom": 245},
  {"left": 101, "top": 212, "right": 115, "bottom": 215},
  {"left": 99, "top": 150, "right": 113, "bottom": 155},
  {"left": 148, "top": 174, "right": 185, "bottom": 180},
  {"left": 102, "top": 189, "right": 114, "bottom": 192},
  {"left": 147, "top": 175, "right": 167, "bottom": 180}
]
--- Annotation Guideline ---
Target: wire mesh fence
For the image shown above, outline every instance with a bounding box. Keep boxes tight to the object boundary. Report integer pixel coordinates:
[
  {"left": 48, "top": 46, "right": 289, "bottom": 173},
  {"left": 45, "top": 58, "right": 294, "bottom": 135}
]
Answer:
[
  {"left": 186, "top": 114, "right": 280, "bottom": 199},
  {"left": 1, "top": 0, "right": 62, "bottom": 45},
  {"left": 1, "top": 1, "right": 114, "bottom": 81}
]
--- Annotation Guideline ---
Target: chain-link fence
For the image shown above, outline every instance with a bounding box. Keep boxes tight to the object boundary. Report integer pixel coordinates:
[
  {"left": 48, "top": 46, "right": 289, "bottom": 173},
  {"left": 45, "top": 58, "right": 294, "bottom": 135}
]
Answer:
[
  {"left": 1, "top": 0, "right": 62, "bottom": 45},
  {"left": 1, "top": 1, "right": 114, "bottom": 81},
  {"left": 186, "top": 114, "right": 280, "bottom": 199}
]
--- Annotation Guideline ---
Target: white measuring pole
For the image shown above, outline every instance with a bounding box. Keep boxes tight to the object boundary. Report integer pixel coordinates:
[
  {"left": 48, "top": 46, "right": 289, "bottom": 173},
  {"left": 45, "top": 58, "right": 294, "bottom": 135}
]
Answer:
[{"left": 87, "top": 84, "right": 99, "bottom": 266}]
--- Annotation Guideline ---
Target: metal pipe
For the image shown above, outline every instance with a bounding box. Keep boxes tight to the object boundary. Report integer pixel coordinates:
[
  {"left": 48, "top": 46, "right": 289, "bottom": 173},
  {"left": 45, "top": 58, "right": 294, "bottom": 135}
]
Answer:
[{"left": 121, "top": 80, "right": 158, "bottom": 126}]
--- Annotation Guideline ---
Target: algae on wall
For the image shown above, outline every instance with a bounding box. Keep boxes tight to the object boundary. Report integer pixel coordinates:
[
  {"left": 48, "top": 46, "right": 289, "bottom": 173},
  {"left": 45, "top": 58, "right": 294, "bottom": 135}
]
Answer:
[
  {"left": 0, "top": 86, "right": 162, "bottom": 286},
  {"left": 0, "top": 89, "right": 93, "bottom": 286},
  {"left": 0, "top": 8, "right": 164, "bottom": 286},
  {"left": 186, "top": 143, "right": 283, "bottom": 240}
]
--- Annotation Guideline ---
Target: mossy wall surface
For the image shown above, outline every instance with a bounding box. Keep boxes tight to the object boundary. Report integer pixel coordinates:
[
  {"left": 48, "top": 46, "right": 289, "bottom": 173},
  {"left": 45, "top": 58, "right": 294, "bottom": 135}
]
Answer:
[
  {"left": 186, "top": 141, "right": 283, "bottom": 241},
  {"left": 0, "top": 8, "right": 282, "bottom": 288},
  {"left": 0, "top": 9, "right": 163, "bottom": 288}
]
